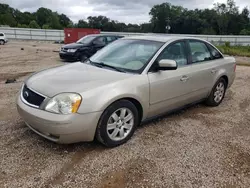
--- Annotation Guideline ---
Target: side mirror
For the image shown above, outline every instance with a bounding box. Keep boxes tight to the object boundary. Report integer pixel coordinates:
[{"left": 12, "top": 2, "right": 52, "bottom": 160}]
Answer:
[{"left": 158, "top": 59, "right": 177, "bottom": 71}]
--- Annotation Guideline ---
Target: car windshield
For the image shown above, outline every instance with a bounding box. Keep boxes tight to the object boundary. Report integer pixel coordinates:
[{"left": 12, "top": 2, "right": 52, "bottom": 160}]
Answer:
[
  {"left": 77, "top": 36, "right": 96, "bottom": 44},
  {"left": 89, "top": 39, "right": 163, "bottom": 73}
]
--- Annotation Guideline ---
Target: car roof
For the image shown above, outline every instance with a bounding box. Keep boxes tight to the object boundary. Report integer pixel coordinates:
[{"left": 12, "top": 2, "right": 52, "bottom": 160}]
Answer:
[
  {"left": 123, "top": 35, "right": 204, "bottom": 43},
  {"left": 87, "top": 34, "right": 123, "bottom": 37}
]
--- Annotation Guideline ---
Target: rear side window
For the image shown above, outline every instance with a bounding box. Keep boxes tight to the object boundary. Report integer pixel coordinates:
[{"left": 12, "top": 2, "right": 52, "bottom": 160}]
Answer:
[
  {"left": 0, "top": 33, "right": 4, "bottom": 36},
  {"left": 106, "top": 36, "right": 117, "bottom": 43},
  {"left": 207, "top": 44, "right": 223, "bottom": 59},
  {"left": 189, "top": 41, "right": 212, "bottom": 63}
]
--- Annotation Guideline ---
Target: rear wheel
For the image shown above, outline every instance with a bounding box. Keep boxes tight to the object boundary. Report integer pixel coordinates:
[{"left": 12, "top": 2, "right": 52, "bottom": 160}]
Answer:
[
  {"left": 96, "top": 100, "right": 139, "bottom": 147},
  {"left": 206, "top": 78, "right": 226, "bottom": 106},
  {"left": 0, "top": 40, "right": 5, "bottom": 45}
]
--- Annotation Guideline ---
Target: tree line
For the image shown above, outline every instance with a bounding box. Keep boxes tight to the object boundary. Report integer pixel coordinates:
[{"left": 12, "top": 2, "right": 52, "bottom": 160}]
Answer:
[{"left": 0, "top": 0, "right": 250, "bottom": 35}]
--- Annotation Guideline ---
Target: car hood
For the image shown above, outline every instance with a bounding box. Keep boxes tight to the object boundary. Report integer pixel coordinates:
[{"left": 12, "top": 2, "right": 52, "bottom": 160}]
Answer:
[
  {"left": 26, "top": 62, "right": 132, "bottom": 97},
  {"left": 62, "top": 43, "right": 90, "bottom": 49}
]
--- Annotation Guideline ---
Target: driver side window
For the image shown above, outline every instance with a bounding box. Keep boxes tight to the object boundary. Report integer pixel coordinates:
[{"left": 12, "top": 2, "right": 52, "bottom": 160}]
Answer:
[
  {"left": 93, "top": 37, "right": 106, "bottom": 45},
  {"left": 157, "top": 41, "right": 188, "bottom": 67}
]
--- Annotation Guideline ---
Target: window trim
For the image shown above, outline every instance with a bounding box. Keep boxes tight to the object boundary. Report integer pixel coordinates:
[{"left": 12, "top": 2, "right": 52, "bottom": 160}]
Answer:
[
  {"left": 148, "top": 39, "right": 190, "bottom": 72},
  {"left": 187, "top": 39, "right": 214, "bottom": 64},
  {"left": 205, "top": 43, "right": 223, "bottom": 60}
]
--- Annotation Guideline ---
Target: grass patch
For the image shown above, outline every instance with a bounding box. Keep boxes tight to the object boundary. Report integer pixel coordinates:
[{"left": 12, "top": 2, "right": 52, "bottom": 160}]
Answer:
[{"left": 216, "top": 45, "right": 250, "bottom": 57}]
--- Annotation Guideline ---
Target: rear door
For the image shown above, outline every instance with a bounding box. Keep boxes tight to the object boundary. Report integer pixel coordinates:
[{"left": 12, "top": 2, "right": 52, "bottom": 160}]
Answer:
[{"left": 186, "top": 40, "right": 221, "bottom": 98}]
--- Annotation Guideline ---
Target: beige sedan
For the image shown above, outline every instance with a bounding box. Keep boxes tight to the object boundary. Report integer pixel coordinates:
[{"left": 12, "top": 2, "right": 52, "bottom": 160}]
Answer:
[{"left": 17, "top": 36, "right": 236, "bottom": 147}]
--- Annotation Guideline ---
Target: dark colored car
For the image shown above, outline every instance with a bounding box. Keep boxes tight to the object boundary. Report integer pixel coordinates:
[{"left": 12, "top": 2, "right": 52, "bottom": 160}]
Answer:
[{"left": 59, "top": 34, "right": 123, "bottom": 62}]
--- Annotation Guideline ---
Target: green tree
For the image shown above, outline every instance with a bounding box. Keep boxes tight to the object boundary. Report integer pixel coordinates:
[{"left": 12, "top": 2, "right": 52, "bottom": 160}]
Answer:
[
  {"left": 48, "top": 12, "right": 62, "bottom": 29},
  {"left": 0, "top": 1, "right": 250, "bottom": 34},
  {"left": 77, "top": 19, "right": 89, "bottom": 28},
  {"left": 42, "top": 24, "right": 51, "bottom": 29},
  {"left": 29, "top": 20, "right": 40, "bottom": 28},
  {"left": 59, "top": 14, "right": 71, "bottom": 28},
  {"left": 150, "top": 3, "right": 171, "bottom": 33},
  {"left": 240, "top": 29, "right": 250, "bottom": 35},
  {"left": 36, "top": 7, "right": 53, "bottom": 28},
  {"left": 17, "top": 23, "right": 28, "bottom": 28}
]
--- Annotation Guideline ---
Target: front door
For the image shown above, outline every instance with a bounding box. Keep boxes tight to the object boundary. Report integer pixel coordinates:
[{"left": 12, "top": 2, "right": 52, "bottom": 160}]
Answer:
[
  {"left": 148, "top": 41, "right": 194, "bottom": 117},
  {"left": 92, "top": 36, "right": 107, "bottom": 54}
]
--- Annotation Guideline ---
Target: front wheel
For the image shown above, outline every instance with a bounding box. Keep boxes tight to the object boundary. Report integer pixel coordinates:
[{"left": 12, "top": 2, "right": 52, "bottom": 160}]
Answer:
[
  {"left": 206, "top": 78, "right": 227, "bottom": 106},
  {"left": 0, "top": 40, "right": 5, "bottom": 45},
  {"left": 80, "top": 55, "right": 88, "bottom": 62},
  {"left": 96, "top": 100, "right": 139, "bottom": 147}
]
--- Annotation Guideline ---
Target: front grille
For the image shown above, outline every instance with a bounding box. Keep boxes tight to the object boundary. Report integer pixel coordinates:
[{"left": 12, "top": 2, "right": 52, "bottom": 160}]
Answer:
[
  {"left": 61, "top": 48, "right": 68, "bottom": 52},
  {"left": 22, "top": 85, "right": 45, "bottom": 107}
]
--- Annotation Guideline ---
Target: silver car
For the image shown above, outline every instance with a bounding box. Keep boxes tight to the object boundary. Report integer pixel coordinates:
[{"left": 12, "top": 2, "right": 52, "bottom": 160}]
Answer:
[{"left": 17, "top": 36, "right": 236, "bottom": 147}]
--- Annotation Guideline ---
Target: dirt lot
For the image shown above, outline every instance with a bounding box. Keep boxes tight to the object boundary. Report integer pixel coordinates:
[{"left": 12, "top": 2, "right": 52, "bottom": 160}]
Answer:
[{"left": 0, "top": 41, "right": 250, "bottom": 188}]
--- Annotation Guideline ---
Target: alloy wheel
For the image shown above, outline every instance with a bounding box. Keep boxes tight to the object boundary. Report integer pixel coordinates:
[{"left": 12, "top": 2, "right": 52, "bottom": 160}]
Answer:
[
  {"left": 214, "top": 82, "right": 225, "bottom": 103},
  {"left": 106, "top": 108, "right": 134, "bottom": 141}
]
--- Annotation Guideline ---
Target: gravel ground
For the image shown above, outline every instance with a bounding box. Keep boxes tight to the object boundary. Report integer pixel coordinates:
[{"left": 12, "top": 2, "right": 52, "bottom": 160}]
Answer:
[
  {"left": 1, "top": 41, "right": 250, "bottom": 188},
  {"left": 235, "top": 56, "right": 250, "bottom": 66}
]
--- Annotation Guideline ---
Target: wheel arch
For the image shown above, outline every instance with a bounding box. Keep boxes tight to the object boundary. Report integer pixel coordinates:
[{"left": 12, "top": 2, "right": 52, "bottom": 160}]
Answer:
[
  {"left": 220, "top": 75, "right": 229, "bottom": 88},
  {"left": 101, "top": 97, "right": 144, "bottom": 123}
]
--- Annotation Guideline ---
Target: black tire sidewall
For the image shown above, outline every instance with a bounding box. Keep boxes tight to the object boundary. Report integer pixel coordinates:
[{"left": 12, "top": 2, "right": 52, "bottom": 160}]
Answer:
[
  {"left": 0, "top": 40, "right": 4, "bottom": 45},
  {"left": 96, "top": 100, "right": 139, "bottom": 147},
  {"left": 207, "top": 78, "right": 227, "bottom": 106},
  {"left": 79, "top": 54, "right": 87, "bottom": 62}
]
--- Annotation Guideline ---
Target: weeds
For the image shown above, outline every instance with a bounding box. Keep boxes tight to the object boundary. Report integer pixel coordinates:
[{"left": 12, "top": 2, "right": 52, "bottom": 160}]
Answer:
[{"left": 216, "top": 44, "right": 250, "bottom": 57}]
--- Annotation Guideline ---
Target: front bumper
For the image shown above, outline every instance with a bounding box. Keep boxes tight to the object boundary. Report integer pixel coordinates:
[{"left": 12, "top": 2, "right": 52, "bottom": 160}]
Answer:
[
  {"left": 59, "top": 51, "right": 77, "bottom": 61},
  {"left": 16, "top": 95, "right": 102, "bottom": 144}
]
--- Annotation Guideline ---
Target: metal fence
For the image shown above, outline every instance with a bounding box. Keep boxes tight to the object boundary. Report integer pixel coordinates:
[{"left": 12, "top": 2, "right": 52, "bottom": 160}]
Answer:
[
  {"left": 1, "top": 27, "right": 250, "bottom": 46},
  {"left": 0, "top": 27, "right": 64, "bottom": 41}
]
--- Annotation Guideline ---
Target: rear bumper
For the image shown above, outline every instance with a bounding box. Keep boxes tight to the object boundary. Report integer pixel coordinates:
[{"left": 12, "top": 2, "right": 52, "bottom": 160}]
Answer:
[
  {"left": 228, "top": 72, "right": 236, "bottom": 88},
  {"left": 16, "top": 95, "right": 103, "bottom": 144}
]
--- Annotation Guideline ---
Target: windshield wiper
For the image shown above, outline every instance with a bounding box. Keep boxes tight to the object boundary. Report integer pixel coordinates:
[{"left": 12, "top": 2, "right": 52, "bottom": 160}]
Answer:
[{"left": 89, "top": 60, "right": 125, "bottom": 73}]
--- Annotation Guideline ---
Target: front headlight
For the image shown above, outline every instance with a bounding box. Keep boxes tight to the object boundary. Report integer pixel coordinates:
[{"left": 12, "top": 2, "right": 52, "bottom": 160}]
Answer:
[
  {"left": 67, "top": 49, "right": 77, "bottom": 53},
  {"left": 45, "top": 93, "right": 82, "bottom": 114}
]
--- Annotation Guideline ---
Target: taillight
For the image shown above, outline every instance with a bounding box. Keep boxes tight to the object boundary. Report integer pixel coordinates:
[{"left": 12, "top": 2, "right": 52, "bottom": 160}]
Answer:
[{"left": 234, "top": 64, "right": 236, "bottom": 72}]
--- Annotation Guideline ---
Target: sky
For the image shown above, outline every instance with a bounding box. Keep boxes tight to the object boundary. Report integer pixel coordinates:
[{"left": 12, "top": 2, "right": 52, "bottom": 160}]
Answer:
[{"left": 0, "top": 0, "right": 249, "bottom": 24}]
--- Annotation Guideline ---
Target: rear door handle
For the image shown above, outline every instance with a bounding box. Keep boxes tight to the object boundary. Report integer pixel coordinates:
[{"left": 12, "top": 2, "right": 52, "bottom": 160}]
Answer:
[
  {"left": 211, "top": 68, "right": 217, "bottom": 74},
  {"left": 180, "top": 75, "right": 189, "bottom": 82}
]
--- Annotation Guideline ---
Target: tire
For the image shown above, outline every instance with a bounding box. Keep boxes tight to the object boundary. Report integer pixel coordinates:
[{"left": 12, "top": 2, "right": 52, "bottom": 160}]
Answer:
[
  {"left": 80, "top": 55, "right": 88, "bottom": 62},
  {"left": 96, "top": 100, "right": 139, "bottom": 147},
  {"left": 0, "top": 40, "right": 5, "bottom": 45},
  {"left": 206, "top": 77, "right": 227, "bottom": 106}
]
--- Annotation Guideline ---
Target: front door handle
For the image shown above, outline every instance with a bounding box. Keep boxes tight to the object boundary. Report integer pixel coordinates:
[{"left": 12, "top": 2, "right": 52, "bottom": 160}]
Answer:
[
  {"left": 211, "top": 68, "right": 217, "bottom": 74},
  {"left": 180, "top": 75, "right": 189, "bottom": 82}
]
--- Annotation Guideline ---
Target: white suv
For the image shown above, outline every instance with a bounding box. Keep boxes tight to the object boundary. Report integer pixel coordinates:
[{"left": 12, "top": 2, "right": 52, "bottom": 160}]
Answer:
[{"left": 0, "top": 32, "right": 8, "bottom": 45}]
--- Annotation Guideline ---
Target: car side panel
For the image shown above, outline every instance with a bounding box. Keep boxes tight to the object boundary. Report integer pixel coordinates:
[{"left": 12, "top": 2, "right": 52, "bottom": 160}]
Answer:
[
  {"left": 187, "top": 60, "right": 222, "bottom": 99},
  {"left": 147, "top": 66, "right": 201, "bottom": 118},
  {"left": 77, "top": 75, "right": 150, "bottom": 120}
]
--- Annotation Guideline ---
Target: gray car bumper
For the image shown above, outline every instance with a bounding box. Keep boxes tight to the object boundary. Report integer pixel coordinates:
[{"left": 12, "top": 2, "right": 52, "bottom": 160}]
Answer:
[{"left": 16, "top": 95, "right": 102, "bottom": 144}]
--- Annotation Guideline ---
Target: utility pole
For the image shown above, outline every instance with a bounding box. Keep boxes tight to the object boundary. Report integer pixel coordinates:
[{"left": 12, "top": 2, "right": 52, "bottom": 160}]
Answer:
[{"left": 166, "top": 17, "right": 171, "bottom": 33}]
